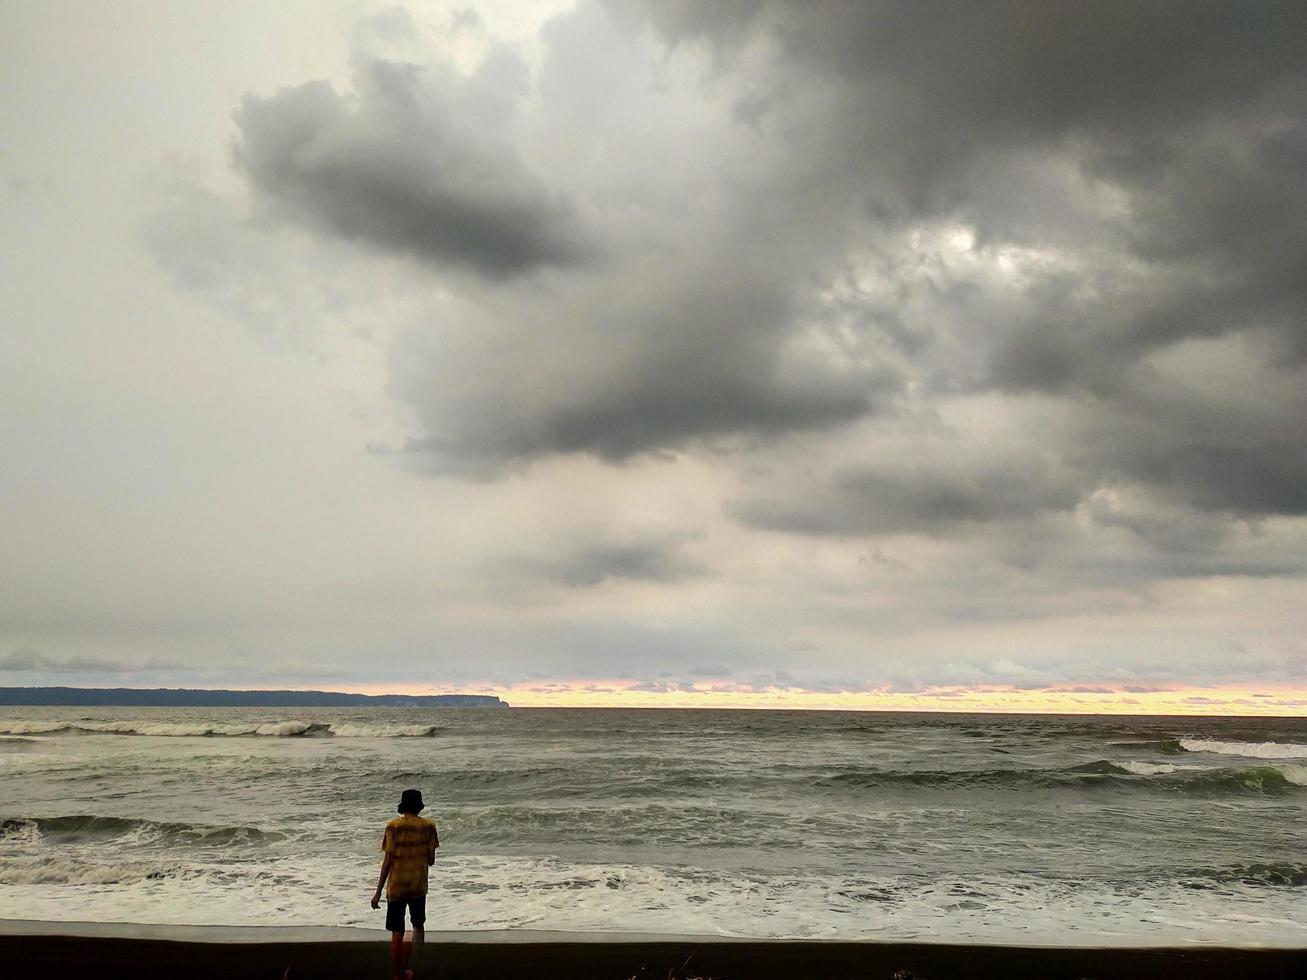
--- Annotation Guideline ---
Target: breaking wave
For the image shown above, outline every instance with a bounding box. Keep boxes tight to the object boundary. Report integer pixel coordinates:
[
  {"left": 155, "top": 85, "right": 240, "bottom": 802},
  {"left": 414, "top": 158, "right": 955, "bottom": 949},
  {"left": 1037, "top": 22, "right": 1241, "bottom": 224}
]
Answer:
[
  {"left": 1107, "top": 737, "right": 1307, "bottom": 760},
  {"left": 393, "top": 758, "right": 1307, "bottom": 800},
  {"left": 1, "top": 815, "right": 283, "bottom": 847},
  {"left": 0, "top": 720, "right": 442, "bottom": 738},
  {"left": 1100, "top": 761, "right": 1307, "bottom": 793},
  {"left": 810, "top": 761, "right": 1307, "bottom": 796},
  {"left": 1177, "top": 738, "right": 1307, "bottom": 759},
  {"left": 0, "top": 815, "right": 279, "bottom": 886},
  {"left": 1114, "top": 760, "right": 1184, "bottom": 776},
  {"left": 329, "top": 723, "right": 443, "bottom": 738},
  {"left": 1109, "top": 738, "right": 1187, "bottom": 754},
  {"left": 0, "top": 853, "right": 178, "bottom": 886},
  {"left": 1185, "top": 862, "right": 1307, "bottom": 888}
]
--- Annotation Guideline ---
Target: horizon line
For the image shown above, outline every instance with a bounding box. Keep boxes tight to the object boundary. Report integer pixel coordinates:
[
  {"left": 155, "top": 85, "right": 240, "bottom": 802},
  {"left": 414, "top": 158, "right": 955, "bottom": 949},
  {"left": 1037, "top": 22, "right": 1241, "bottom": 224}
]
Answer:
[{"left": 3, "top": 682, "right": 1306, "bottom": 717}]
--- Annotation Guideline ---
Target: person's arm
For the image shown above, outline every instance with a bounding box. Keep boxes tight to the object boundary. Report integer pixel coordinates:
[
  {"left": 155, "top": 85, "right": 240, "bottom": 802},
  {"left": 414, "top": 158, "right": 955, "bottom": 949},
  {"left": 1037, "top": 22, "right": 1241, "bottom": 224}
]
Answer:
[
  {"left": 427, "top": 825, "right": 438, "bottom": 866},
  {"left": 371, "top": 853, "right": 393, "bottom": 909},
  {"left": 372, "top": 825, "right": 395, "bottom": 909}
]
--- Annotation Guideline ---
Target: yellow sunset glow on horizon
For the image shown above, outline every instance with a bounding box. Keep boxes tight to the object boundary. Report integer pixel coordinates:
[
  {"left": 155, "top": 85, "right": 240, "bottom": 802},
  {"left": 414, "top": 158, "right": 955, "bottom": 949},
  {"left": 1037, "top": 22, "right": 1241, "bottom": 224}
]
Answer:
[{"left": 337, "top": 681, "right": 1307, "bottom": 717}]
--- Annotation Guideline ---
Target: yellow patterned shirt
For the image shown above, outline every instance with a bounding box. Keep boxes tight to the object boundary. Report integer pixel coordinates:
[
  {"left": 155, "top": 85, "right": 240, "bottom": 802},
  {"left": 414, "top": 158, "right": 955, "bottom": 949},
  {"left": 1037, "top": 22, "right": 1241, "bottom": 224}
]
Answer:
[{"left": 381, "top": 814, "right": 438, "bottom": 900}]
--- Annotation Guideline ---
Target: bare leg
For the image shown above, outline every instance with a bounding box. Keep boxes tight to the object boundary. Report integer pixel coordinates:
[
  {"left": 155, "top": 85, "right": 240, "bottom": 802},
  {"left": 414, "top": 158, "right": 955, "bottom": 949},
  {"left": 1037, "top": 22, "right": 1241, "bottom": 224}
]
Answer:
[
  {"left": 409, "top": 927, "right": 424, "bottom": 974},
  {"left": 390, "top": 931, "right": 406, "bottom": 980}
]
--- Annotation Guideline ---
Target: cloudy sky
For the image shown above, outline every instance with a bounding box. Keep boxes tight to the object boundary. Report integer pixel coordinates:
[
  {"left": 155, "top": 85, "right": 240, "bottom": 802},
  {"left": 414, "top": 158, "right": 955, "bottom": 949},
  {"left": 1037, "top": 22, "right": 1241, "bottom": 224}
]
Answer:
[{"left": 3, "top": 1, "right": 1306, "bottom": 713}]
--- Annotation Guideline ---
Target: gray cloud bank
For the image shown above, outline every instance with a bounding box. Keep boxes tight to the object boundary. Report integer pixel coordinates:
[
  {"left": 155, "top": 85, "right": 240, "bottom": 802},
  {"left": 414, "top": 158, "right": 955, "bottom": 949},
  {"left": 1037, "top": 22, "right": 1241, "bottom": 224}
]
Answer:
[
  {"left": 734, "top": 451, "right": 1083, "bottom": 536},
  {"left": 221, "top": 3, "right": 907, "bottom": 471},
  {"left": 118, "top": 1, "right": 1307, "bottom": 691},
  {"left": 0, "top": 649, "right": 178, "bottom": 673},
  {"left": 635, "top": 0, "right": 1307, "bottom": 536},
  {"left": 211, "top": 1, "right": 1307, "bottom": 523},
  {"left": 235, "top": 57, "right": 592, "bottom": 278}
]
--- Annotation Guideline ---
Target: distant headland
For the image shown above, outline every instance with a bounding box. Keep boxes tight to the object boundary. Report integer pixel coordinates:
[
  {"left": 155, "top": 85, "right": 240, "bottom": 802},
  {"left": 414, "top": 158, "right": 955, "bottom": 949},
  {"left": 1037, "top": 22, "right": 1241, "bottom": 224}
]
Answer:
[{"left": 0, "top": 687, "right": 510, "bottom": 708}]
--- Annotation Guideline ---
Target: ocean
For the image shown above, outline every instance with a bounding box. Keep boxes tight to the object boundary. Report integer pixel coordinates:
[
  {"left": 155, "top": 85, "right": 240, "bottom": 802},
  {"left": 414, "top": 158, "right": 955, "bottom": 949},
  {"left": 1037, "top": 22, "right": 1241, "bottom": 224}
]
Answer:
[{"left": 1, "top": 707, "right": 1304, "bottom": 946}]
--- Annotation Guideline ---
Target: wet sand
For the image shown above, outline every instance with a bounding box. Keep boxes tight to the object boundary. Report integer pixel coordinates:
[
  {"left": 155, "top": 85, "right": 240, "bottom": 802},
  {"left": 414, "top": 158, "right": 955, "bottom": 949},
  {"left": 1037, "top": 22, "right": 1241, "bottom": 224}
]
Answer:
[{"left": 2, "top": 932, "right": 1305, "bottom": 979}]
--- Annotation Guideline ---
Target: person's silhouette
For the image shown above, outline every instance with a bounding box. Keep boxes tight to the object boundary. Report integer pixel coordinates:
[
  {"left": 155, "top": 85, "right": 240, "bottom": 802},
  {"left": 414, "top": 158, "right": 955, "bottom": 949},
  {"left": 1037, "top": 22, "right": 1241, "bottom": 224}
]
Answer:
[{"left": 371, "top": 789, "right": 439, "bottom": 980}]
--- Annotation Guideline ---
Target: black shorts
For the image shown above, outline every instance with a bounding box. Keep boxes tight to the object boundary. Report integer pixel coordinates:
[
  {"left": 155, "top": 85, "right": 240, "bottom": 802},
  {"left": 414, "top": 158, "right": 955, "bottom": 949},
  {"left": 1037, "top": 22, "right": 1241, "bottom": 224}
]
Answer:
[{"left": 385, "top": 896, "right": 426, "bottom": 933}]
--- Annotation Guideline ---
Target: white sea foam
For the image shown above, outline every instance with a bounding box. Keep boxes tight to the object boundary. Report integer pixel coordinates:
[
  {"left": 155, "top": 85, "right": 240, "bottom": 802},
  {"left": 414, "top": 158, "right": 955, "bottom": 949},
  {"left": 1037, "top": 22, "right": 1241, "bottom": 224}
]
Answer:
[
  {"left": 0, "top": 854, "right": 174, "bottom": 886},
  {"left": 0, "top": 820, "right": 173, "bottom": 885},
  {"left": 1179, "top": 738, "right": 1307, "bottom": 759},
  {"left": 1117, "top": 755, "right": 1307, "bottom": 785},
  {"left": 1280, "top": 764, "right": 1307, "bottom": 786},
  {"left": 3, "top": 851, "right": 1307, "bottom": 948},
  {"left": 1117, "top": 761, "right": 1181, "bottom": 775},
  {"left": 0, "top": 719, "right": 434, "bottom": 738},
  {"left": 253, "top": 721, "right": 317, "bottom": 736},
  {"left": 122, "top": 722, "right": 259, "bottom": 737},
  {"left": 0, "top": 721, "right": 69, "bottom": 735},
  {"left": 330, "top": 723, "right": 439, "bottom": 738}
]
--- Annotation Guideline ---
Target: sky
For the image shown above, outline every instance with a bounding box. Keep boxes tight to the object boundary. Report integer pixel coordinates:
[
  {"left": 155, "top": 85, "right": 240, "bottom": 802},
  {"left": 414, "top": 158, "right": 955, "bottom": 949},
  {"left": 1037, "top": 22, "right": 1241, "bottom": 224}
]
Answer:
[{"left": 3, "top": 1, "right": 1307, "bottom": 714}]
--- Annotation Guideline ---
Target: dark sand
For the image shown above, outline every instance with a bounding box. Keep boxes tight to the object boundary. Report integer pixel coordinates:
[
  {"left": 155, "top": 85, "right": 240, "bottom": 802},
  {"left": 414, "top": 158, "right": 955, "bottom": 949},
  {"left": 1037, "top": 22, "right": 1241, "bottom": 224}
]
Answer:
[{"left": 2, "top": 934, "right": 1305, "bottom": 979}]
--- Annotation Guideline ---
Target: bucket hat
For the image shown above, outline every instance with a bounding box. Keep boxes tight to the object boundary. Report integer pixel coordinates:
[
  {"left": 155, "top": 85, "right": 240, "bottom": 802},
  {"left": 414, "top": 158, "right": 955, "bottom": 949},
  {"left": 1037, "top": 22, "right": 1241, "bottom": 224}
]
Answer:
[{"left": 397, "top": 788, "right": 424, "bottom": 814}]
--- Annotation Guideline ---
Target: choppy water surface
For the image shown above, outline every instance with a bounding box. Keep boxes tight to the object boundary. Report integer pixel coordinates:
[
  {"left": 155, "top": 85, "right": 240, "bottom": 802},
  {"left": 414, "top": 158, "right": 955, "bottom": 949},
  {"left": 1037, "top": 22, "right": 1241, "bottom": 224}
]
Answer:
[{"left": 1, "top": 707, "right": 1305, "bottom": 945}]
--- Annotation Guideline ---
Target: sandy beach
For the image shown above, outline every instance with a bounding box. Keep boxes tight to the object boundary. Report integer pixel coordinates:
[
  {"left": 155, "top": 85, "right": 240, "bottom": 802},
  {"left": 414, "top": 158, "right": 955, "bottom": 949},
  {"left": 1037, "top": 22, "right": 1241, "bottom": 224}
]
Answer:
[{"left": 1, "top": 928, "right": 1305, "bottom": 980}]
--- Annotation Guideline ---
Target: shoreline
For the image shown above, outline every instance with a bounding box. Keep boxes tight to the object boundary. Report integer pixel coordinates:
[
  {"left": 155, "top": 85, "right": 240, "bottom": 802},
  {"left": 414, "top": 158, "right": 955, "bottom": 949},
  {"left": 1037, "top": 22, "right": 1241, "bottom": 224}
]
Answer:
[
  {"left": 4, "top": 918, "right": 1306, "bottom": 948},
  {"left": 0, "top": 920, "right": 759, "bottom": 945},
  {"left": 1, "top": 925, "right": 1304, "bottom": 980}
]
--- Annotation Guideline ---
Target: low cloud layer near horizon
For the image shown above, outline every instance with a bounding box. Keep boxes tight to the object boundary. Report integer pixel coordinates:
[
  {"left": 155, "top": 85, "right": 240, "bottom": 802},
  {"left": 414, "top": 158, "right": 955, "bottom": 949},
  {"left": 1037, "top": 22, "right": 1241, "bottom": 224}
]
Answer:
[{"left": 3, "top": 1, "right": 1306, "bottom": 703}]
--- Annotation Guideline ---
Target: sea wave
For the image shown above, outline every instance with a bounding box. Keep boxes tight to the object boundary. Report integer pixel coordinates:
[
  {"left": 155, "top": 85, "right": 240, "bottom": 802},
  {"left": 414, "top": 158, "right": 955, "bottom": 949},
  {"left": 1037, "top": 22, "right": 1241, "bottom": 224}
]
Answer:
[
  {"left": 385, "top": 758, "right": 1307, "bottom": 800},
  {"left": 1198, "top": 862, "right": 1307, "bottom": 887},
  {"left": 1178, "top": 738, "right": 1307, "bottom": 759},
  {"left": 1108, "top": 738, "right": 1186, "bottom": 754},
  {"left": 329, "top": 723, "right": 443, "bottom": 738},
  {"left": 393, "top": 765, "right": 612, "bottom": 797},
  {"left": 1277, "top": 764, "right": 1307, "bottom": 786},
  {"left": 0, "top": 720, "right": 441, "bottom": 738},
  {"left": 0, "top": 853, "right": 178, "bottom": 886},
  {"left": 1, "top": 815, "right": 284, "bottom": 847},
  {"left": 1107, "top": 762, "right": 1307, "bottom": 792},
  {"left": 0, "top": 817, "right": 193, "bottom": 886},
  {"left": 811, "top": 761, "right": 1306, "bottom": 796},
  {"left": 1114, "top": 760, "right": 1183, "bottom": 776},
  {"left": 447, "top": 803, "right": 783, "bottom": 848}
]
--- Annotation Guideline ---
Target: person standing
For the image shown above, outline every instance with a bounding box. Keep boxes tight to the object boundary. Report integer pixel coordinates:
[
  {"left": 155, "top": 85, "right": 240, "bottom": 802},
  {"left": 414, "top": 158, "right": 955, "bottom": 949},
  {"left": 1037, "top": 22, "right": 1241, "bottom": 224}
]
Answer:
[{"left": 371, "top": 789, "right": 439, "bottom": 980}]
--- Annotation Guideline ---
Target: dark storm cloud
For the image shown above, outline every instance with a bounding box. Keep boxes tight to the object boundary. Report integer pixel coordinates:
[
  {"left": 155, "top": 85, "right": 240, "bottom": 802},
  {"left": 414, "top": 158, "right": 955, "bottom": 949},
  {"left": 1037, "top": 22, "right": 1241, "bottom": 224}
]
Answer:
[
  {"left": 224, "top": 0, "right": 1307, "bottom": 540},
  {"left": 990, "top": 115, "right": 1307, "bottom": 393},
  {"left": 234, "top": 56, "right": 592, "bottom": 278},
  {"left": 220, "top": 4, "right": 907, "bottom": 468},
  {"left": 0, "top": 648, "right": 175, "bottom": 672},
  {"left": 641, "top": 0, "right": 1307, "bottom": 355},
  {"left": 527, "top": 538, "right": 704, "bottom": 587},
  {"left": 634, "top": 1, "right": 1307, "bottom": 144},
  {"left": 627, "top": 0, "right": 1307, "bottom": 530},
  {"left": 1067, "top": 366, "right": 1307, "bottom": 517},
  {"left": 390, "top": 294, "right": 888, "bottom": 468},
  {"left": 732, "top": 454, "right": 1081, "bottom": 536},
  {"left": 0, "top": 648, "right": 53, "bottom": 670}
]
